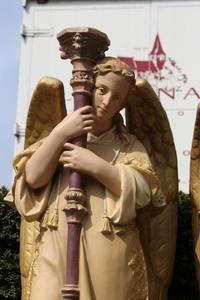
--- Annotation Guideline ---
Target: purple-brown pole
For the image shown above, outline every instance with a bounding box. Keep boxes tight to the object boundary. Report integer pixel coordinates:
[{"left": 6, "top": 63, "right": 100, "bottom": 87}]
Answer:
[{"left": 57, "top": 27, "right": 110, "bottom": 300}]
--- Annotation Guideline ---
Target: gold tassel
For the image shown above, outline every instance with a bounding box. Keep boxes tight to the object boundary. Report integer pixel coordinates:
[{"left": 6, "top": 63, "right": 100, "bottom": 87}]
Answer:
[
  {"left": 100, "top": 216, "right": 112, "bottom": 234},
  {"left": 48, "top": 208, "right": 59, "bottom": 229},
  {"left": 40, "top": 209, "right": 50, "bottom": 230}
]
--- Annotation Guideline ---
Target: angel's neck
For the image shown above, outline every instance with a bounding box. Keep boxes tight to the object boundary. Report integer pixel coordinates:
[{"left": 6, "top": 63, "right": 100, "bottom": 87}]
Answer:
[{"left": 90, "top": 119, "right": 112, "bottom": 136}]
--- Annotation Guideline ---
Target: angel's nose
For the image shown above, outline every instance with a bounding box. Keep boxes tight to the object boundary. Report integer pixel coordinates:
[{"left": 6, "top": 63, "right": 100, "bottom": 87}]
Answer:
[{"left": 102, "top": 93, "right": 112, "bottom": 107}]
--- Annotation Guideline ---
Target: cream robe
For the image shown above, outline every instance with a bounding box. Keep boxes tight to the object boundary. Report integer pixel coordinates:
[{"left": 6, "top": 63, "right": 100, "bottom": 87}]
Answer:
[{"left": 13, "top": 127, "right": 160, "bottom": 300}]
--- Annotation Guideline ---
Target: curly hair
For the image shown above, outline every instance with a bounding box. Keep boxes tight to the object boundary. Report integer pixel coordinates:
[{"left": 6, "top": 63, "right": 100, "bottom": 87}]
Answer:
[
  {"left": 93, "top": 57, "right": 136, "bottom": 86},
  {"left": 93, "top": 57, "right": 136, "bottom": 144}
]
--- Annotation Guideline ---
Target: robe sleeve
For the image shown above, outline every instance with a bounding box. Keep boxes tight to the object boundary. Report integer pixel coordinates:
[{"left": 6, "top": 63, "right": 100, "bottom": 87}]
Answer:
[
  {"left": 14, "top": 172, "right": 52, "bottom": 222},
  {"left": 12, "top": 139, "right": 53, "bottom": 222},
  {"left": 105, "top": 164, "right": 151, "bottom": 225},
  {"left": 104, "top": 138, "right": 164, "bottom": 226}
]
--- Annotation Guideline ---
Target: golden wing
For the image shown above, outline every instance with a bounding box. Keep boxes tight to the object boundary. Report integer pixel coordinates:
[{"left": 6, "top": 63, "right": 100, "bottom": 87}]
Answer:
[
  {"left": 190, "top": 103, "right": 200, "bottom": 289},
  {"left": 126, "top": 79, "right": 178, "bottom": 300},
  {"left": 20, "top": 76, "right": 67, "bottom": 299},
  {"left": 25, "top": 76, "right": 66, "bottom": 149}
]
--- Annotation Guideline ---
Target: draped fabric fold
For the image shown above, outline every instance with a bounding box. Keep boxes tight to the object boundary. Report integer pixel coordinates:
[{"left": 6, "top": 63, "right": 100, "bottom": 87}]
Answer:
[{"left": 12, "top": 127, "right": 162, "bottom": 300}]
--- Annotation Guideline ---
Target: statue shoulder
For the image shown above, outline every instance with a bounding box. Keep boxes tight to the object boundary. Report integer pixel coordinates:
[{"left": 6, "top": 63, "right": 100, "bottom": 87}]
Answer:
[{"left": 126, "top": 133, "right": 149, "bottom": 156}]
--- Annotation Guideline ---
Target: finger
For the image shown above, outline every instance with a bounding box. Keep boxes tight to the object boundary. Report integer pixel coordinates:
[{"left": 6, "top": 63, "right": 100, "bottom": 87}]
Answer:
[
  {"left": 63, "top": 143, "right": 76, "bottom": 150},
  {"left": 79, "top": 106, "right": 93, "bottom": 114},
  {"left": 63, "top": 163, "right": 73, "bottom": 169},
  {"left": 83, "top": 126, "right": 93, "bottom": 132},
  {"left": 83, "top": 119, "right": 94, "bottom": 126},
  {"left": 62, "top": 150, "right": 72, "bottom": 157},
  {"left": 82, "top": 113, "right": 95, "bottom": 121}
]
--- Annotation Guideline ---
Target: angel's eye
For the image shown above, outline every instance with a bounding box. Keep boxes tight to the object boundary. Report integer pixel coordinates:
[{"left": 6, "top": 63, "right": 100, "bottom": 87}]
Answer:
[{"left": 97, "top": 87, "right": 105, "bottom": 94}]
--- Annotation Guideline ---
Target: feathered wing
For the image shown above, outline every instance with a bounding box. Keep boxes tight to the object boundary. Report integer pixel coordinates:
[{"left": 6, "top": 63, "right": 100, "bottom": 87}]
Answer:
[
  {"left": 126, "top": 79, "right": 178, "bottom": 300},
  {"left": 190, "top": 103, "right": 200, "bottom": 289},
  {"left": 25, "top": 76, "right": 66, "bottom": 148},
  {"left": 19, "top": 76, "right": 67, "bottom": 299},
  {"left": 4, "top": 76, "right": 67, "bottom": 207}
]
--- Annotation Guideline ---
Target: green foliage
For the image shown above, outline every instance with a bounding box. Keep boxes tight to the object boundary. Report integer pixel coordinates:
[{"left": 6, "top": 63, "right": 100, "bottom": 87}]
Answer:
[
  {"left": 0, "top": 186, "right": 21, "bottom": 299},
  {"left": 169, "top": 191, "right": 199, "bottom": 299}
]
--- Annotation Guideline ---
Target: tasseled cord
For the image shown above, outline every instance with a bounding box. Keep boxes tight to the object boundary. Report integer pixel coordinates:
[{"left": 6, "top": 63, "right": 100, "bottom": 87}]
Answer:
[
  {"left": 48, "top": 207, "right": 59, "bottom": 229},
  {"left": 100, "top": 215, "right": 112, "bottom": 234},
  {"left": 40, "top": 209, "right": 50, "bottom": 230},
  {"left": 99, "top": 151, "right": 121, "bottom": 235},
  {"left": 99, "top": 198, "right": 112, "bottom": 234}
]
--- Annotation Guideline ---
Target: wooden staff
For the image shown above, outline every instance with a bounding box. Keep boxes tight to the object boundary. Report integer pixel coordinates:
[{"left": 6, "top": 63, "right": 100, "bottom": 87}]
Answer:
[{"left": 57, "top": 27, "right": 110, "bottom": 300}]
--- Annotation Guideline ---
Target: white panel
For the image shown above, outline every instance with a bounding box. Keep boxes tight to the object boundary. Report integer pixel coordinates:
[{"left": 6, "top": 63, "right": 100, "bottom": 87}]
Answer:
[
  {"left": 156, "top": 2, "right": 200, "bottom": 79},
  {"left": 33, "top": 2, "right": 151, "bottom": 54},
  {"left": 16, "top": 0, "right": 200, "bottom": 192},
  {"left": 151, "top": 1, "right": 200, "bottom": 191},
  {"left": 29, "top": 2, "right": 151, "bottom": 104},
  {"left": 153, "top": 1, "right": 200, "bottom": 108},
  {"left": 16, "top": 1, "right": 151, "bottom": 147},
  {"left": 15, "top": 1, "right": 151, "bottom": 158},
  {"left": 166, "top": 109, "right": 196, "bottom": 193}
]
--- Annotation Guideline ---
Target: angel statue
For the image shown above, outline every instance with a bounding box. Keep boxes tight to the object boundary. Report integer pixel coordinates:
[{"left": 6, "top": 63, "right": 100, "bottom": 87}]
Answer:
[
  {"left": 5, "top": 57, "right": 178, "bottom": 300},
  {"left": 190, "top": 102, "right": 200, "bottom": 289}
]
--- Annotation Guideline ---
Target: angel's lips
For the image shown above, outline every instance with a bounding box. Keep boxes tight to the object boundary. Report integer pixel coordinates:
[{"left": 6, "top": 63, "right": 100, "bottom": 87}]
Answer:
[{"left": 97, "top": 106, "right": 107, "bottom": 113}]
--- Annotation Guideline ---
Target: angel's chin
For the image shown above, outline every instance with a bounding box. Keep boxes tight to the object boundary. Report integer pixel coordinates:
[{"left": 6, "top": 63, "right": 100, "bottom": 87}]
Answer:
[{"left": 95, "top": 112, "right": 105, "bottom": 119}]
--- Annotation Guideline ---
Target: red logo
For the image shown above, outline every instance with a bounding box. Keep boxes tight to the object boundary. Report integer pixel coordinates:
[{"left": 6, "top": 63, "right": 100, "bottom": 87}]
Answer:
[{"left": 119, "top": 34, "right": 188, "bottom": 93}]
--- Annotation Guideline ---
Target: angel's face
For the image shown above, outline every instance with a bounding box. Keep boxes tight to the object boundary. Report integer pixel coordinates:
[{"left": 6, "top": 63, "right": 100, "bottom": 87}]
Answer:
[{"left": 93, "top": 72, "right": 130, "bottom": 122}]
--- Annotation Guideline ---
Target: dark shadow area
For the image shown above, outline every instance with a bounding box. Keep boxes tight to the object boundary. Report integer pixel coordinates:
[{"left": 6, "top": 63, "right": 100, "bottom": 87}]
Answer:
[
  {"left": 0, "top": 186, "right": 21, "bottom": 300},
  {"left": 168, "top": 192, "right": 199, "bottom": 300}
]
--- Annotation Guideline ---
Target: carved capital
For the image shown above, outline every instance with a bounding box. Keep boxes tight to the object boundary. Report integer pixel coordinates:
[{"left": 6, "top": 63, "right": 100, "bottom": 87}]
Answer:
[
  {"left": 57, "top": 27, "right": 109, "bottom": 61},
  {"left": 64, "top": 188, "right": 87, "bottom": 223},
  {"left": 57, "top": 27, "right": 110, "bottom": 95}
]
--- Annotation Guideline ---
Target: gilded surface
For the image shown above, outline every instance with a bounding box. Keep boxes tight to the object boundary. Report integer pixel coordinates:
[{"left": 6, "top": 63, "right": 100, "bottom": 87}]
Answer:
[
  {"left": 19, "top": 77, "right": 66, "bottom": 299},
  {"left": 25, "top": 76, "right": 66, "bottom": 149},
  {"left": 126, "top": 79, "right": 178, "bottom": 300},
  {"left": 190, "top": 102, "right": 200, "bottom": 288}
]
